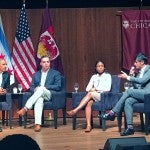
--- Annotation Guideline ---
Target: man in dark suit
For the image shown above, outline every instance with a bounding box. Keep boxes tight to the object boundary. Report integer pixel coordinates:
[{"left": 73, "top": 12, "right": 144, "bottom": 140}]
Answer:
[
  {"left": 100, "top": 53, "right": 150, "bottom": 136},
  {"left": 0, "top": 58, "right": 10, "bottom": 132},
  {"left": 17, "top": 55, "right": 62, "bottom": 132}
]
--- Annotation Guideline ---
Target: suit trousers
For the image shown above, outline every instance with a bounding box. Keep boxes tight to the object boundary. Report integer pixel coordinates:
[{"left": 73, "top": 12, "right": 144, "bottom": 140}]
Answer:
[
  {"left": 25, "top": 86, "right": 51, "bottom": 125},
  {"left": 112, "top": 88, "right": 145, "bottom": 125}
]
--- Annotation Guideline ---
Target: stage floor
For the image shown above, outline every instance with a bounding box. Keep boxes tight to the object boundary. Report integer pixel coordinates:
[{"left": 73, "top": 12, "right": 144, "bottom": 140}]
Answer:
[{"left": 0, "top": 116, "right": 150, "bottom": 150}]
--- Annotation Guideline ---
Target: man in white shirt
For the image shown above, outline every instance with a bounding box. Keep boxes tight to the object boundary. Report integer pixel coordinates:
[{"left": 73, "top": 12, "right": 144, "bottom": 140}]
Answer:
[{"left": 17, "top": 55, "right": 62, "bottom": 132}]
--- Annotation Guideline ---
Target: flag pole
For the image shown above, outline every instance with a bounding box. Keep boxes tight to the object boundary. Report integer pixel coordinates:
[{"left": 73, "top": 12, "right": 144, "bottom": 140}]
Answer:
[
  {"left": 46, "top": 0, "right": 48, "bottom": 6},
  {"left": 23, "top": 0, "right": 25, "bottom": 4}
]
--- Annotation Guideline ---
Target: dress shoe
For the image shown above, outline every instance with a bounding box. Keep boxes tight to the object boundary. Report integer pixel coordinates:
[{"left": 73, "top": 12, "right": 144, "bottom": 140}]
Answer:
[
  {"left": 34, "top": 124, "right": 41, "bottom": 132},
  {"left": 85, "top": 126, "right": 92, "bottom": 133},
  {"left": 17, "top": 108, "right": 27, "bottom": 116},
  {"left": 67, "top": 110, "right": 76, "bottom": 116},
  {"left": 120, "top": 128, "right": 134, "bottom": 136},
  {"left": 98, "top": 113, "right": 115, "bottom": 121}
]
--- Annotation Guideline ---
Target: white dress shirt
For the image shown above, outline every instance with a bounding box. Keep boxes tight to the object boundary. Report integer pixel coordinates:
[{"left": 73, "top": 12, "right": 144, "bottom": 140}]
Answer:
[
  {"left": 40, "top": 70, "right": 49, "bottom": 86},
  {"left": 86, "top": 72, "right": 112, "bottom": 92}
]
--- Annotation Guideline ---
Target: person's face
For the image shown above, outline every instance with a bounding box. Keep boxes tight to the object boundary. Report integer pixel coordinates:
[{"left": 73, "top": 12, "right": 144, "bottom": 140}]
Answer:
[
  {"left": 40, "top": 57, "right": 50, "bottom": 71},
  {"left": 134, "top": 60, "right": 144, "bottom": 70},
  {"left": 96, "top": 62, "right": 105, "bottom": 74},
  {"left": 0, "top": 59, "right": 7, "bottom": 73}
]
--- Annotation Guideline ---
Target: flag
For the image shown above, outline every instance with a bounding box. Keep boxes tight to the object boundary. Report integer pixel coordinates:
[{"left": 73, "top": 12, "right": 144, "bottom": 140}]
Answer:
[
  {"left": 0, "top": 15, "right": 14, "bottom": 85},
  {"left": 122, "top": 10, "right": 150, "bottom": 70},
  {"left": 11, "top": 4, "right": 37, "bottom": 91},
  {"left": 37, "top": 5, "right": 64, "bottom": 75}
]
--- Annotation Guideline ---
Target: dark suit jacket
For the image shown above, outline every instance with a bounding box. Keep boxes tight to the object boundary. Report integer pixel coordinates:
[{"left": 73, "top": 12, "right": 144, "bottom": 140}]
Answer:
[
  {"left": 1, "top": 71, "right": 10, "bottom": 92},
  {"left": 29, "top": 68, "right": 62, "bottom": 93},
  {"left": 0, "top": 71, "right": 10, "bottom": 101}
]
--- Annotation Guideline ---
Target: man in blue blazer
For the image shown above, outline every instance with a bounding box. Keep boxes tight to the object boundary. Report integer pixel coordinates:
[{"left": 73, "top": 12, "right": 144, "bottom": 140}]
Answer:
[
  {"left": 17, "top": 55, "right": 62, "bottom": 132},
  {"left": 100, "top": 53, "right": 150, "bottom": 136},
  {"left": 0, "top": 58, "right": 10, "bottom": 132}
]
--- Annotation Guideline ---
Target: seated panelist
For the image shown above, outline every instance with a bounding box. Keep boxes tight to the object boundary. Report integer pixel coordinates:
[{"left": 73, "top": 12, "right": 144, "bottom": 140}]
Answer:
[
  {"left": 0, "top": 57, "right": 10, "bottom": 132},
  {"left": 17, "top": 55, "right": 62, "bottom": 132},
  {"left": 67, "top": 60, "right": 112, "bottom": 132}
]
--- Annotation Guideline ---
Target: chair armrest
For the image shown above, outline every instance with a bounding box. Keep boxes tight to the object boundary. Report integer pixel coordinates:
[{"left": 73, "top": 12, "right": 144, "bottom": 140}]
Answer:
[
  {"left": 144, "top": 93, "right": 150, "bottom": 112},
  {"left": 4, "top": 93, "right": 12, "bottom": 110},
  {"left": 51, "top": 91, "right": 66, "bottom": 108},
  {"left": 100, "top": 92, "right": 122, "bottom": 111},
  {"left": 72, "top": 92, "right": 86, "bottom": 108}
]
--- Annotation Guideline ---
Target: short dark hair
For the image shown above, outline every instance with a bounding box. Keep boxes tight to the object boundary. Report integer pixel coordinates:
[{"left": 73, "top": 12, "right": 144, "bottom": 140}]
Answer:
[
  {"left": 40, "top": 55, "right": 50, "bottom": 61},
  {"left": 0, "top": 134, "right": 41, "bottom": 150},
  {"left": 135, "top": 53, "right": 148, "bottom": 64}
]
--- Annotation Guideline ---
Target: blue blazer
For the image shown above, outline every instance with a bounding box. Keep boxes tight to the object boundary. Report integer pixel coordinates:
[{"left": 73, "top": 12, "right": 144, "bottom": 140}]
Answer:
[{"left": 29, "top": 69, "right": 62, "bottom": 93}]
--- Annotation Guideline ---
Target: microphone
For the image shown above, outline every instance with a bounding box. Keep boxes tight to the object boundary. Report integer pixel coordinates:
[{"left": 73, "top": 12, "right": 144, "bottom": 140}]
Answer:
[{"left": 129, "top": 66, "right": 135, "bottom": 76}]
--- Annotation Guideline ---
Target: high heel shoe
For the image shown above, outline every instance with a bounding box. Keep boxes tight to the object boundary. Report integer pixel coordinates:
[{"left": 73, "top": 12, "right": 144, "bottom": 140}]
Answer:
[
  {"left": 85, "top": 126, "right": 92, "bottom": 133},
  {"left": 66, "top": 110, "right": 76, "bottom": 116}
]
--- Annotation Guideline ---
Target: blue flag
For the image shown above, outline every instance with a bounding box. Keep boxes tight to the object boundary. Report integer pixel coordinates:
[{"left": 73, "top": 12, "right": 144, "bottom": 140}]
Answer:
[{"left": 0, "top": 15, "right": 14, "bottom": 85}]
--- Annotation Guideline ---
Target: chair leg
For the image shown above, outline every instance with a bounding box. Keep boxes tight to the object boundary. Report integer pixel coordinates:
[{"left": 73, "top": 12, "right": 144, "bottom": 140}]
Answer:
[
  {"left": 140, "top": 113, "right": 144, "bottom": 131},
  {"left": 62, "top": 108, "right": 66, "bottom": 125},
  {"left": 8, "top": 110, "right": 12, "bottom": 129},
  {"left": 73, "top": 115, "right": 77, "bottom": 130},
  {"left": 145, "top": 113, "right": 149, "bottom": 135},
  {"left": 23, "top": 112, "right": 27, "bottom": 128},
  {"left": 98, "top": 111, "right": 102, "bottom": 128},
  {"left": 2, "top": 111, "right": 5, "bottom": 125},
  {"left": 101, "top": 111, "right": 106, "bottom": 131},
  {"left": 53, "top": 110, "right": 58, "bottom": 129},
  {"left": 42, "top": 112, "right": 44, "bottom": 126},
  {"left": 117, "top": 112, "right": 122, "bottom": 132},
  {"left": 91, "top": 114, "right": 93, "bottom": 128}
]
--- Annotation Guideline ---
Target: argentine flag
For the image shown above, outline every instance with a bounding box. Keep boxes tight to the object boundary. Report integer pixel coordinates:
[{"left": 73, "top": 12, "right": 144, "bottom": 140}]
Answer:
[{"left": 0, "top": 15, "right": 14, "bottom": 85}]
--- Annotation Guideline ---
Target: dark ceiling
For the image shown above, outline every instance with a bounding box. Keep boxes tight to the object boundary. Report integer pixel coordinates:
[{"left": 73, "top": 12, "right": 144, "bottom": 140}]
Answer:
[{"left": 0, "top": 0, "right": 149, "bottom": 9}]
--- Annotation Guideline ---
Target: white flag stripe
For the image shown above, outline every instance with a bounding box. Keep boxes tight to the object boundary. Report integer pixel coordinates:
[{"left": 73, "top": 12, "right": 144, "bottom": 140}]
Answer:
[
  {"left": 12, "top": 45, "right": 33, "bottom": 81},
  {"left": 17, "top": 39, "right": 36, "bottom": 74},
  {"left": 11, "top": 58, "right": 30, "bottom": 89},
  {"left": 22, "top": 38, "right": 36, "bottom": 69}
]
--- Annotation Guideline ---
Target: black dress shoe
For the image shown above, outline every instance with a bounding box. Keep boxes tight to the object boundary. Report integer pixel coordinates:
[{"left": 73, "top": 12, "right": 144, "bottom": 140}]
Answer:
[
  {"left": 120, "top": 128, "right": 134, "bottom": 136},
  {"left": 98, "top": 113, "right": 115, "bottom": 121}
]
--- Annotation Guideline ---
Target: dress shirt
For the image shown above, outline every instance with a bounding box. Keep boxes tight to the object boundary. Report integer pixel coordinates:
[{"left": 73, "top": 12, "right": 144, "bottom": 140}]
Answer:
[
  {"left": 40, "top": 70, "right": 49, "bottom": 86},
  {"left": 0, "top": 73, "right": 2, "bottom": 87},
  {"left": 86, "top": 72, "right": 111, "bottom": 92}
]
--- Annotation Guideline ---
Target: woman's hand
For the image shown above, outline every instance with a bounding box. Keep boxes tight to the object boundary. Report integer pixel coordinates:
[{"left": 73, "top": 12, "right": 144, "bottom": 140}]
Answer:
[{"left": 89, "top": 88, "right": 96, "bottom": 92}]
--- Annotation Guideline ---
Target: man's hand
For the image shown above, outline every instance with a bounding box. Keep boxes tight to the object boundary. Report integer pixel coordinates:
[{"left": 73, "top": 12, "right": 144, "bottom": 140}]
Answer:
[
  {"left": 0, "top": 87, "right": 7, "bottom": 95},
  {"left": 118, "top": 71, "right": 128, "bottom": 79}
]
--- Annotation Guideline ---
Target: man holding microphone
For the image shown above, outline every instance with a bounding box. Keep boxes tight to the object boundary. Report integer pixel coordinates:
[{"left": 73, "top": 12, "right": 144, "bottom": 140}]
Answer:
[{"left": 99, "top": 53, "right": 150, "bottom": 136}]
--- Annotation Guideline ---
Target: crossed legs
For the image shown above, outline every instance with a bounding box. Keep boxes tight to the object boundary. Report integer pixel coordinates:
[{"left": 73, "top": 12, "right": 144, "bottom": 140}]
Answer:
[
  {"left": 67, "top": 92, "right": 94, "bottom": 132},
  {"left": 17, "top": 86, "right": 51, "bottom": 132}
]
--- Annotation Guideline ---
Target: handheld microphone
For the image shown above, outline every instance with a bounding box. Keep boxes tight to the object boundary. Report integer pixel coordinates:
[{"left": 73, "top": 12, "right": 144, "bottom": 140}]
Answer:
[{"left": 129, "top": 66, "right": 135, "bottom": 76}]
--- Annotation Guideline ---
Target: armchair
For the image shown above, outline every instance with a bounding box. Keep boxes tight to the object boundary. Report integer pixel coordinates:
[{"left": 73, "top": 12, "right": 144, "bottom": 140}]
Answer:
[
  {"left": 0, "top": 93, "right": 12, "bottom": 129},
  {"left": 118, "top": 93, "right": 150, "bottom": 135},
  {"left": 23, "top": 76, "right": 66, "bottom": 129},
  {"left": 72, "top": 75, "right": 121, "bottom": 130}
]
